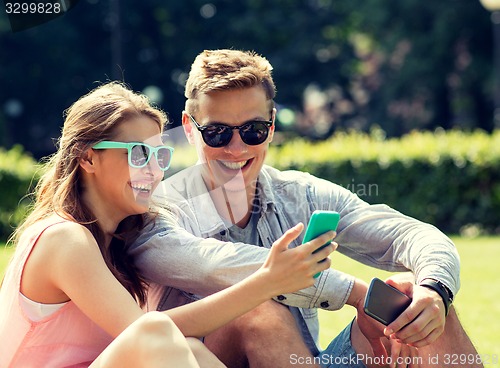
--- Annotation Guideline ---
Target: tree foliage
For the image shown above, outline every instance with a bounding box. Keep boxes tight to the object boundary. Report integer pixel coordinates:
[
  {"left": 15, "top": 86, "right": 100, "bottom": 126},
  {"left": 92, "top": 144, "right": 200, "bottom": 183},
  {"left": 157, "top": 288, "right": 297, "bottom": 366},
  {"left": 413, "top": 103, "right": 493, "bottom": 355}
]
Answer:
[{"left": 0, "top": 0, "right": 494, "bottom": 158}]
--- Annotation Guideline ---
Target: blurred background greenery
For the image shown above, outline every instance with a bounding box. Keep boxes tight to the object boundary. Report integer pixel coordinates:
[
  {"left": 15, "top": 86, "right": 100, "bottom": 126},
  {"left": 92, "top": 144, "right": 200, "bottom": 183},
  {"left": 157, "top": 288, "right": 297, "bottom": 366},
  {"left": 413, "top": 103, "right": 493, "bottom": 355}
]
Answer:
[
  {"left": 1, "top": 1, "right": 500, "bottom": 241},
  {"left": 0, "top": 0, "right": 496, "bottom": 157}
]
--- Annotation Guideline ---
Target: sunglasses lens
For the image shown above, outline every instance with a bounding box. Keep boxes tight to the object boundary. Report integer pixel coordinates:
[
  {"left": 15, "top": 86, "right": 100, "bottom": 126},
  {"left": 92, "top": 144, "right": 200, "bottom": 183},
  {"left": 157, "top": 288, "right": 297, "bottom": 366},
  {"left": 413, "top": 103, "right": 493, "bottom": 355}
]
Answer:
[
  {"left": 202, "top": 125, "right": 233, "bottom": 148},
  {"left": 240, "top": 122, "right": 270, "bottom": 145},
  {"left": 156, "top": 147, "right": 173, "bottom": 170},
  {"left": 130, "top": 144, "right": 150, "bottom": 167}
]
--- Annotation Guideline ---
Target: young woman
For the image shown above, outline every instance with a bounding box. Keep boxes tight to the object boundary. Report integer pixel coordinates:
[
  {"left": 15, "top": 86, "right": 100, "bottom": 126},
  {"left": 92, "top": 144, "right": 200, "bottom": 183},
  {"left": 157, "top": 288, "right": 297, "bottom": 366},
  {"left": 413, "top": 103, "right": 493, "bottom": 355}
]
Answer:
[{"left": 0, "top": 82, "right": 335, "bottom": 367}]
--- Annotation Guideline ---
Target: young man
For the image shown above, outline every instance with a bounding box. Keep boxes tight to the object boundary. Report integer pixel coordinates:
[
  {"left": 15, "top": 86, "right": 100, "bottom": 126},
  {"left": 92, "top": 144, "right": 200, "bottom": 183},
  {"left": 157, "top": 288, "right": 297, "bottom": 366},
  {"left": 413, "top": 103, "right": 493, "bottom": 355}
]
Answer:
[{"left": 131, "top": 49, "right": 482, "bottom": 368}]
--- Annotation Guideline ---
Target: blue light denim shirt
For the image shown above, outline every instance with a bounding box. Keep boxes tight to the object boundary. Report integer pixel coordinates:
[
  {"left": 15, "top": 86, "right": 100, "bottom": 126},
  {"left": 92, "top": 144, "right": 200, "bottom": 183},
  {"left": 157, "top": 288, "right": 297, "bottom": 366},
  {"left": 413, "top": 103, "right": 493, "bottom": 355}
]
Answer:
[{"left": 131, "top": 164, "right": 460, "bottom": 353}]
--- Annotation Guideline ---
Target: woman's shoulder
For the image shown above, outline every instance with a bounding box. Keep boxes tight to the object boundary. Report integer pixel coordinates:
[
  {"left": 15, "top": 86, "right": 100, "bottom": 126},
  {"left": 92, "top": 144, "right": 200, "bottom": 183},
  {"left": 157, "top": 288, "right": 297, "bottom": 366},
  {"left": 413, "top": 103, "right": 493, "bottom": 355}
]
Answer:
[
  {"left": 17, "top": 216, "right": 100, "bottom": 303},
  {"left": 40, "top": 219, "right": 95, "bottom": 246},
  {"left": 24, "top": 216, "right": 97, "bottom": 256}
]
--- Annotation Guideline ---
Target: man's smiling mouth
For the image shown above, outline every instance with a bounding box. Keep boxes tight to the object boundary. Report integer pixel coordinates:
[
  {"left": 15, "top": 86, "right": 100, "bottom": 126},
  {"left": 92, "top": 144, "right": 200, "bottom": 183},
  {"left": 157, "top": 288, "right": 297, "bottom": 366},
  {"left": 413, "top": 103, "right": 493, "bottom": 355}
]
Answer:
[{"left": 219, "top": 160, "right": 250, "bottom": 170}]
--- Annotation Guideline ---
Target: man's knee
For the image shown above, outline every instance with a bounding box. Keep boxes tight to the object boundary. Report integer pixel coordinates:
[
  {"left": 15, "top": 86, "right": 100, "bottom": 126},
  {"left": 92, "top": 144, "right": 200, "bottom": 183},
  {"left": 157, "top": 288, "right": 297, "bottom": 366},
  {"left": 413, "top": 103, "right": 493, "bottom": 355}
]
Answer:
[
  {"left": 236, "top": 301, "right": 295, "bottom": 337},
  {"left": 436, "top": 305, "right": 473, "bottom": 345},
  {"left": 445, "top": 306, "right": 458, "bottom": 326}
]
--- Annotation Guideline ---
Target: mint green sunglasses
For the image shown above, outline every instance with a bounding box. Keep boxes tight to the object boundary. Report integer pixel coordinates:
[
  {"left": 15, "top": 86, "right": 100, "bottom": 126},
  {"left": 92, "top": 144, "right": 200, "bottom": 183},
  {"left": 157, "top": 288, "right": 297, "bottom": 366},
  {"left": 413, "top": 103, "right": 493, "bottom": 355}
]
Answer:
[{"left": 92, "top": 141, "right": 174, "bottom": 171}]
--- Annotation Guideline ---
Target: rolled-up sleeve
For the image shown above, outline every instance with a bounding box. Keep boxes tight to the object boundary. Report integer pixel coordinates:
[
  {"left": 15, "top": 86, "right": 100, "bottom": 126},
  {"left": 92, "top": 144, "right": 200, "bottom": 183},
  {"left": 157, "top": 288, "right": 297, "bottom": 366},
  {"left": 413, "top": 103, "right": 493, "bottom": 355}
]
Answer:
[
  {"left": 275, "top": 268, "right": 355, "bottom": 311},
  {"left": 327, "top": 183, "right": 461, "bottom": 297},
  {"left": 131, "top": 217, "right": 355, "bottom": 310},
  {"left": 131, "top": 221, "right": 266, "bottom": 295}
]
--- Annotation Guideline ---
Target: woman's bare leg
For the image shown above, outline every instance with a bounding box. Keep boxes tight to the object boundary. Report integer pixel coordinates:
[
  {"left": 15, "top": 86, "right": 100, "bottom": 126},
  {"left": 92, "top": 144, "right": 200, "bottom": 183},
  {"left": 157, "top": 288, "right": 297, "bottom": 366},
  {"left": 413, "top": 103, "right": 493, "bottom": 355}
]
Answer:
[
  {"left": 90, "top": 312, "right": 200, "bottom": 368},
  {"left": 187, "top": 337, "right": 227, "bottom": 368}
]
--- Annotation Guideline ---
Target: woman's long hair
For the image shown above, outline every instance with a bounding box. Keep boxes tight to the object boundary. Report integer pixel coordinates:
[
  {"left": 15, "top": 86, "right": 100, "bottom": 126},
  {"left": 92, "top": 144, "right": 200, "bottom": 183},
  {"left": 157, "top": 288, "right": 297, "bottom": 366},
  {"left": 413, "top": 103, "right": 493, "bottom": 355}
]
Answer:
[{"left": 10, "top": 82, "right": 167, "bottom": 306}]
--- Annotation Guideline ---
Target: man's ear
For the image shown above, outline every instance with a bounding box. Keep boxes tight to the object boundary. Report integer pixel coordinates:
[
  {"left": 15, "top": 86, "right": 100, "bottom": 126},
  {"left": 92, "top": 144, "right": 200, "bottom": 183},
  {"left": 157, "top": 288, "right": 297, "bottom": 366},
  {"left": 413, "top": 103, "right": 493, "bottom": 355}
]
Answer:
[
  {"left": 79, "top": 148, "right": 97, "bottom": 173},
  {"left": 182, "top": 111, "right": 196, "bottom": 145},
  {"left": 268, "top": 108, "right": 277, "bottom": 143}
]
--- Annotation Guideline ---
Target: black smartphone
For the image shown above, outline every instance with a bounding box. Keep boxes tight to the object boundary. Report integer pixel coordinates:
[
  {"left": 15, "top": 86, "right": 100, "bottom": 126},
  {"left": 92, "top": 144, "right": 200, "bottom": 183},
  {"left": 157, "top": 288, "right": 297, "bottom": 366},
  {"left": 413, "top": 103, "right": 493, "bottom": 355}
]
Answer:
[{"left": 363, "top": 277, "right": 412, "bottom": 325}]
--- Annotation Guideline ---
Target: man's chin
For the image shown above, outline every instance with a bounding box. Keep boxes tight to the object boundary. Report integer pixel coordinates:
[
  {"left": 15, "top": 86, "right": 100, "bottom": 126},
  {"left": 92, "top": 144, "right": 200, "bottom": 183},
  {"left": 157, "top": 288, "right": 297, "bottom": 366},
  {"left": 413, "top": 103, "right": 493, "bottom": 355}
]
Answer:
[
  {"left": 210, "top": 166, "right": 247, "bottom": 190},
  {"left": 211, "top": 172, "right": 247, "bottom": 192}
]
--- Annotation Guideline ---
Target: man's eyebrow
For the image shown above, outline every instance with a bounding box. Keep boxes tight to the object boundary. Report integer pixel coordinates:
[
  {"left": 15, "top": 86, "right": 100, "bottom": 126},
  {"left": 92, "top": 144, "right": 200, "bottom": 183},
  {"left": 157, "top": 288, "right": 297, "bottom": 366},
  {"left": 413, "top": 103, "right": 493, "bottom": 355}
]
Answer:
[{"left": 205, "top": 116, "right": 271, "bottom": 125}]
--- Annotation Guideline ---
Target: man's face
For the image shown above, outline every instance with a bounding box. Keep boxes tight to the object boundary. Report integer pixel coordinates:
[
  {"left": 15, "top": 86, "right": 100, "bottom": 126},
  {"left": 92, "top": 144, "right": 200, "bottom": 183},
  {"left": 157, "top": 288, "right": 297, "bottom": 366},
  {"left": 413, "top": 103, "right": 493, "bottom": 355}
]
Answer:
[{"left": 183, "top": 86, "right": 275, "bottom": 194}]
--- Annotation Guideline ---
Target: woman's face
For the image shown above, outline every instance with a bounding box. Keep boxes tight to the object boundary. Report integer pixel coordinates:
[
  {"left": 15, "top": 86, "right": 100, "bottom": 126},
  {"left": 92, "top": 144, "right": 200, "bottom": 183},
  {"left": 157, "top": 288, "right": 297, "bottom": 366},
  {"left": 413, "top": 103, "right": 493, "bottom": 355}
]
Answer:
[{"left": 90, "top": 116, "right": 165, "bottom": 219}]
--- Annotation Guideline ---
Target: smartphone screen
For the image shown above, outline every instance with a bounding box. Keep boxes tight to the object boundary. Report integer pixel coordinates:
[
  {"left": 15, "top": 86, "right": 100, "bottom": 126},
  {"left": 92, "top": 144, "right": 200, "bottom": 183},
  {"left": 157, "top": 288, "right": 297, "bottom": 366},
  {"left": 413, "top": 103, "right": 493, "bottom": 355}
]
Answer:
[
  {"left": 302, "top": 210, "right": 340, "bottom": 278},
  {"left": 363, "top": 277, "right": 412, "bottom": 325}
]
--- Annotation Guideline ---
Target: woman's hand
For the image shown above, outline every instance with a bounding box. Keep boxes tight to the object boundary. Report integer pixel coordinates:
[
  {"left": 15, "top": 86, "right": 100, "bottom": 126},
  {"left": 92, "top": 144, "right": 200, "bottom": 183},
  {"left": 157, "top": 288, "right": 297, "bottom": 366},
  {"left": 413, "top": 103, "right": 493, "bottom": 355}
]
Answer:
[
  {"left": 259, "top": 223, "right": 337, "bottom": 297},
  {"left": 166, "top": 223, "right": 337, "bottom": 338}
]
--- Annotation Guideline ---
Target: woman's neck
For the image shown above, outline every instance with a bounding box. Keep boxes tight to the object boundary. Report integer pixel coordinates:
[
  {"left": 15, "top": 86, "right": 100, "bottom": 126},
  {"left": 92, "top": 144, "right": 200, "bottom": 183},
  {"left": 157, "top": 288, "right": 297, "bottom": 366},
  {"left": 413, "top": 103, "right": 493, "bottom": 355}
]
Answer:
[{"left": 81, "top": 189, "right": 123, "bottom": 239}]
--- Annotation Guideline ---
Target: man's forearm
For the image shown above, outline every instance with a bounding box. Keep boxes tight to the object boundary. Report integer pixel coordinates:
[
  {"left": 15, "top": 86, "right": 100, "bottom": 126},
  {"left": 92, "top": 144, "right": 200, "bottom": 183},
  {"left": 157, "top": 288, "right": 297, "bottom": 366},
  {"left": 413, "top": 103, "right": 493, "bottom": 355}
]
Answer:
[
  {"left": 131, "top": 226, "right": 267, "bottom": 295},
  {"left": 131, "top": 224, "right": 359, "bottom": 310},
  {"left": 346, "top": 278, "right": 369, "bottom": 311}
]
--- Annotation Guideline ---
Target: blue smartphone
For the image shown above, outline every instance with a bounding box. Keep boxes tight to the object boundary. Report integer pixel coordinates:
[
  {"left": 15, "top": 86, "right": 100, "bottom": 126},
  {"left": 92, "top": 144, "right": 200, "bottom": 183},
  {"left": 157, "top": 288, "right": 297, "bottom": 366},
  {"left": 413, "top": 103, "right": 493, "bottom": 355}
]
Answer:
[{"left": 302, "top": 210, "right": 340, "bottom": 278}]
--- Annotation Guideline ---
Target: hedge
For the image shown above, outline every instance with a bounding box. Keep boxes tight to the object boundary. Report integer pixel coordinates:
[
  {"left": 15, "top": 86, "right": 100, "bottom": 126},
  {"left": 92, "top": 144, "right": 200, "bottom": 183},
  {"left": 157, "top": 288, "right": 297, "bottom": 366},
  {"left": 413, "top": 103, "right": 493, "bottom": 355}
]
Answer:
[
  {"left": 1, "top": 129, "right": 499, "bottom": 242},
  {"left": 0, "top": 145, "right": 39, "bottom": 242},
  {"left": 266, "top": 128, "right": 500, "bottom": 235}
]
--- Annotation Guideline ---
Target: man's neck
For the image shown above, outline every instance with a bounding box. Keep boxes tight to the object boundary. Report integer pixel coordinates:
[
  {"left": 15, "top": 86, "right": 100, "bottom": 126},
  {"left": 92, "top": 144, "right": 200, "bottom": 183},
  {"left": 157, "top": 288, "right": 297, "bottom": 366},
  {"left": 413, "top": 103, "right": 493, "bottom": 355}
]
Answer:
[{"left": 207, "top": 182, "right": 258, "bottom": 229}]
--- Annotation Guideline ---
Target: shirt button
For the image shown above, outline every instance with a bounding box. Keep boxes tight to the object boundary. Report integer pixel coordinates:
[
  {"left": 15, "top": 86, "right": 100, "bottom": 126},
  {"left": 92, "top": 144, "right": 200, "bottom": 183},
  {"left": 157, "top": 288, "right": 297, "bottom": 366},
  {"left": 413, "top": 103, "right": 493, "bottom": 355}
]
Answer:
[
  {"left": 219, "top": 230, "right": 226, "bottom": 236},
  {"left": 277, "top": 295, "right": 286, "bottom": 301},
  {"left": 320, "top": 301, "right": 330, "bottom": 308}
]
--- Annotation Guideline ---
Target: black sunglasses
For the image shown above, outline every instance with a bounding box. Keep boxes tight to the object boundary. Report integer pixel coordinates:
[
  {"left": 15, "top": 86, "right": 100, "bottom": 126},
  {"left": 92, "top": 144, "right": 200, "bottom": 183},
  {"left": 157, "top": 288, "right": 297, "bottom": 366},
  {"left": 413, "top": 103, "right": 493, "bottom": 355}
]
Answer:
[{"left": 188, "top": 114, "right": 273, "bottom": 148}]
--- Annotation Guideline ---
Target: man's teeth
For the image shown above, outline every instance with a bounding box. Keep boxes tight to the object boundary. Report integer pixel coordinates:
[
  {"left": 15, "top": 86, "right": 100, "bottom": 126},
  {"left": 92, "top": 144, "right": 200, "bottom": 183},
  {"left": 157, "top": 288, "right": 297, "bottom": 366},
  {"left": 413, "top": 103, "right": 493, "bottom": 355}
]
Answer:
[
  {"left": 131, "top": 183, "right": 152, "bottom": 192},
  {"left": 220, "top": 160, "right": 248, "bottom": 170}
]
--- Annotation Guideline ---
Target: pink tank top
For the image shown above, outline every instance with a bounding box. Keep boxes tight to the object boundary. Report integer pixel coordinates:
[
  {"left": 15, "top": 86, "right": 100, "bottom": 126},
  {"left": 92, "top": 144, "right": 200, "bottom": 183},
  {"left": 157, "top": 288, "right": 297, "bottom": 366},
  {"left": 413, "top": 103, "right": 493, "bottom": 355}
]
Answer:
[{"left": 0, "top": 217, "right": 113, "bottom": 367}]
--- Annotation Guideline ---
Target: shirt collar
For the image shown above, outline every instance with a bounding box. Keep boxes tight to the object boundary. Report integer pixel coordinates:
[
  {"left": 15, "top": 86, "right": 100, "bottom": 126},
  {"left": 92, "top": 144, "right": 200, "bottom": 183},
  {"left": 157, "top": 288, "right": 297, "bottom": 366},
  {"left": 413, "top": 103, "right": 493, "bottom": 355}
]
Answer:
[
  {"left": 256, "top": 165, "right": 278, "bottom": 213},
  {"left": 164, "top": 164, "right": 278, "bottom": 235}
]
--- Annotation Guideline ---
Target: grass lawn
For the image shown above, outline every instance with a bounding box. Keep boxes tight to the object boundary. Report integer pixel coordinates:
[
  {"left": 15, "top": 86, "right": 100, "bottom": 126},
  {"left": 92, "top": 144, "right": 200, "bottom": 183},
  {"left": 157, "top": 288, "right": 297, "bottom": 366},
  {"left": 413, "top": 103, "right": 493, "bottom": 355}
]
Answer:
[
  {"left": 1, "top": 237, "right": 498, "bottom": 358},
  {"left": 0, "top": 243, "right": 11, "bottom": 276}
]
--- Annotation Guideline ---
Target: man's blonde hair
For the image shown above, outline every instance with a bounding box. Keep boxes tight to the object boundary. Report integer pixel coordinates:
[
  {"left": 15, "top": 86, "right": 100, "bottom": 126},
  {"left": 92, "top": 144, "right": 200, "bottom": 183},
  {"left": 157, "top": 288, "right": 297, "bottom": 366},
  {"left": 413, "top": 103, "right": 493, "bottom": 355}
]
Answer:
[{"left": 185, "top": 49, "right": 276, "bottom": 114}]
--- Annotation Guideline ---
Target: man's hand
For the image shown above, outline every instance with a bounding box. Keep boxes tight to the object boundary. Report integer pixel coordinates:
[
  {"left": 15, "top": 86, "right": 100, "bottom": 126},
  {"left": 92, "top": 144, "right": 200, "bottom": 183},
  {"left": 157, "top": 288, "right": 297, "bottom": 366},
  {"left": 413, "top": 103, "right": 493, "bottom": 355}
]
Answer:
[
  {"left": 355, "top": 302, "right": 421, "bottom": 368},
  {"left": 348, "top": 279, "right": 391, "bottom": 359},
  {"left": 385, "top": 338, "right": 420, "bottom": 368},
  {"left": 349, "top": 277, "right": 421, "bottom": 367},
  {"left": 384, "top": 274, "right": 446, "bottom": 348},
  {"left": 356, "top": 302, "right": 389, "bottom": 359}
]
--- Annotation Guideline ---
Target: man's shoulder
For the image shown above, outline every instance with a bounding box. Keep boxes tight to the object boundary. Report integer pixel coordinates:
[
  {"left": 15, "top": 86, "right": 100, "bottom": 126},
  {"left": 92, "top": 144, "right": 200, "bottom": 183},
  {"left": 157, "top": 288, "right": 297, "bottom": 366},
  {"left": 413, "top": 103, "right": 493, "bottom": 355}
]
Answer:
[
  {"left": 261, "top": 165, "right": 328, "bottom": 189},
  {"left": 164, "top": 165, "right": 202, "bottom": 188},
  {"left": 260, "top": 165, "right": 351, "bottom": 204},
  {"left": 261, "top": 165, "right": 316, "bottom": 182},
  {"left": 155, "top": 165, "right": 204, "bottom": 200}
]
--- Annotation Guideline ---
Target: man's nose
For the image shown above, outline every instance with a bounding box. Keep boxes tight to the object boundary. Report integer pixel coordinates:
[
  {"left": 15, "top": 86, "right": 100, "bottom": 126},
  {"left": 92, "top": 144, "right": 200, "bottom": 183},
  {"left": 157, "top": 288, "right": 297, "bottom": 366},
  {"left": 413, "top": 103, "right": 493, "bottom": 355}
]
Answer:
[{"left": 224, "top": 130, "right": 248, "bottom": 154}]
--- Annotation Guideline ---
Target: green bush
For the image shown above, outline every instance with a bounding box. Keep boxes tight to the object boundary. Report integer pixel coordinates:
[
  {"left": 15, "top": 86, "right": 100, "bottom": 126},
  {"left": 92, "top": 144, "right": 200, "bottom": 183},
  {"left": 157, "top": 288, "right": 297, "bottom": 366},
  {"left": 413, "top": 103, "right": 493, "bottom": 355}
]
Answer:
[
  {"left": 266, "top": 129, "right": 500, "bottom": 234},
  {"left": 2, "top": 129, "right": 499, "bottom": 241},
  {"left": 0, "top": 145, "right": 39, "bottom": 242}
]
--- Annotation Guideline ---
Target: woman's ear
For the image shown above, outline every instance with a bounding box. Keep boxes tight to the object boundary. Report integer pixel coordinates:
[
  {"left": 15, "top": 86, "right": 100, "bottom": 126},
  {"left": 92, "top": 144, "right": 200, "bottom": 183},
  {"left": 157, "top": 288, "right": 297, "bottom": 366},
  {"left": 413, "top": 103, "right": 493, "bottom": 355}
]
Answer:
[{"left": 79, "top": 148, "right": 97, "bottom": 174}]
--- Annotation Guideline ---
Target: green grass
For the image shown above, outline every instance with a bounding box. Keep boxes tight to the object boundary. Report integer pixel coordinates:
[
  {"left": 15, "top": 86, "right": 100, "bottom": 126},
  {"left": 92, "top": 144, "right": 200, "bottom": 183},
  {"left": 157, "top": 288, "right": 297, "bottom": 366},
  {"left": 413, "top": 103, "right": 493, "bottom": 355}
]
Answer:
[
  {"left": 1, "top": 237, "right": 498, "bottom": 357},
  {"left": 0, "top": 242, "right": 12, "bottom": 276}
]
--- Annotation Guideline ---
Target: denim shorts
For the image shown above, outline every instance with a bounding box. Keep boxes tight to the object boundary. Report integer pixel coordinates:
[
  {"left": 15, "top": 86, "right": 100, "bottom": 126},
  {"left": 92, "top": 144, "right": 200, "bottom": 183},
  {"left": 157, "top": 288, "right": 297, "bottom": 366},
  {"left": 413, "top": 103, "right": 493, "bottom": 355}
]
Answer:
[{"left": 316, "top": 321, "right": 367, "bottom": 368}]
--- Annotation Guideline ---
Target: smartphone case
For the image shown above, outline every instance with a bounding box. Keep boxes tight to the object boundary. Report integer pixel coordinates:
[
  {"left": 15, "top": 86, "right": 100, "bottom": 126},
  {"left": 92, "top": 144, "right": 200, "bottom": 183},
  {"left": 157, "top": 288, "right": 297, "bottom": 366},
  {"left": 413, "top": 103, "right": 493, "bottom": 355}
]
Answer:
[{"left": 302, "top": 210, "right": 340, "bottom": 278}]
